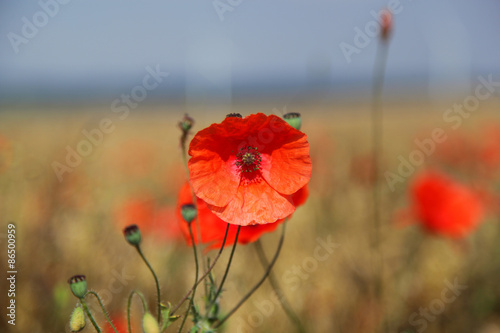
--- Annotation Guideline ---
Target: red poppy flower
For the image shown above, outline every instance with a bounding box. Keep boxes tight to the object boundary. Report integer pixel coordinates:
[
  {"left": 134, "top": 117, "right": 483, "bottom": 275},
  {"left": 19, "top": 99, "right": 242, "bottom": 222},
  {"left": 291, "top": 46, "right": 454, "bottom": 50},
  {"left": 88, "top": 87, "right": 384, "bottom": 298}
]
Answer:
[
  {"left": 409, "top": 171, "right": 484, "bottom": 238},
  {"left": 188, "top": 113, "right": 312, "bottom": 225},
  {"left": 177, "top": 182, "right": 308, "bottom": 250}
]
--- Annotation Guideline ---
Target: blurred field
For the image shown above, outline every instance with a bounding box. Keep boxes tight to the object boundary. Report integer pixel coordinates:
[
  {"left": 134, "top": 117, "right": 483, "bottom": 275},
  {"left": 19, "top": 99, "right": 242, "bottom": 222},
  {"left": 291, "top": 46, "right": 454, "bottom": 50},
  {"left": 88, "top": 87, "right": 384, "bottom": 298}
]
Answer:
[{"left": 1, "top": 98, "right": 500, "bottom": 333}]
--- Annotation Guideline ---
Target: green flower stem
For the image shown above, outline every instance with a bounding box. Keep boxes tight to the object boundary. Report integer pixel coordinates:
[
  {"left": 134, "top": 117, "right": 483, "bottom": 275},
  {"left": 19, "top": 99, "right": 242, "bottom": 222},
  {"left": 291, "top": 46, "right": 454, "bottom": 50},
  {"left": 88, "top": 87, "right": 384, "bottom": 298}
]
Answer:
[
  {"left": 210, "top": 226, "right": 241, "bottom": 307},
  {"left": 180, "top": 129, "right": 203, "bottom": 249},
  {"left": 214, "top": 222, "right": 287, "bottom": 329},
  {"left": 127, "top": 290, "right": 148, "bottom": 333},
  {"left": 177, "top": 222, "right": 200, "bottom": 333},
  {"left": 254, "top": 239, "right": 306, "bottom": 333},
  {"left": 171, "top": 224, "right": 230, "bottom": 316},
  {"left": 80, "top": 298, "right": 101, "bottom": 333},
  {"left": 134, "top": 244, "right": 161, "bottom": 323},
  {"left": 86, "top": 291, "right": 118, "bottom": 333}
]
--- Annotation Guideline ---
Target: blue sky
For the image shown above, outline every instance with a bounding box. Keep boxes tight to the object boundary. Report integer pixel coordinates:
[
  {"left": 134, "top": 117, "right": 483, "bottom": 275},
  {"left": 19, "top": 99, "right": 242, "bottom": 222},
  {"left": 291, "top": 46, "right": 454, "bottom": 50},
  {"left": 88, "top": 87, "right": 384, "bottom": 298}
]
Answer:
[{"left": 1, "top": 0, "right": 499, "bottom": 101}]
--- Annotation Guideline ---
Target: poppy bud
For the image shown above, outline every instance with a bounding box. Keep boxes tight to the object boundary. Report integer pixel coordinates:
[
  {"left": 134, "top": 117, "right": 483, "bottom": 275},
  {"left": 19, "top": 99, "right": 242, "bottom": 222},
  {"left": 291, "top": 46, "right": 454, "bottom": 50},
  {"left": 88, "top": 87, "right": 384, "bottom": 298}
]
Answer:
[
  {"left": 380, "top": 9, "right": 392, "bottom": 41},
  {"left": 283, "top": 112, "right": 302, "bottom": 130},
  {"left": 123, "top": 224, "right": 142, "bottom": 246},
  {"left": 181, "top": 204, "right": 197, "bottom": 224},
  {"left": 68, "top": 275, "right": 87, "bottom": 299},
  {"left": 226, "top": 113, "right": 243, "bottom": 118},
  {"left": 69, "top": 306, "right": 86, "bottom": 332},
  {"left": 178, "top": 114, "right": 194, "bottom": 133},
  {"left": 142, "top": 312, "right": 160, "bottom": 333}
]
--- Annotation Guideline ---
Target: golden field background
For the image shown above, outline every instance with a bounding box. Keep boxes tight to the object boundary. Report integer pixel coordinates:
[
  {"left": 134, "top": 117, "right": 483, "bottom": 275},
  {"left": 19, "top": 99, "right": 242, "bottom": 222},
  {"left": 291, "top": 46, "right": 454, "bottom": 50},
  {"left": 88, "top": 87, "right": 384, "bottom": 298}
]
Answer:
[{"left": 1, "top": 98, "right": 500, "bottom": 333}]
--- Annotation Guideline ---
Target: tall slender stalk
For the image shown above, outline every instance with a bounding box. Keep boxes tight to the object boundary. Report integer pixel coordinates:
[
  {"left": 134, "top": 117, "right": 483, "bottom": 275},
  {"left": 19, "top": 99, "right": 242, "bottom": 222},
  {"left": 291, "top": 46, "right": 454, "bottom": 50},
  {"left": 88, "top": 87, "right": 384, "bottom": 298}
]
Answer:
[
  {"left": 135, "top": 245, "right": 161, "bottom": 323},
  {"left": 254, "top": 239, "right": 306, "bottom": 333},
  {"left": 171, "top": 224, "right": 230, "bottom": 316},
  {"left": 126, "top": 290, "right": 148, "bottom": 333},
  {"left": 371, "top": 36, "right": 389, "bottom": 332},
  {"left": 178, "top": 223, "right": 200, "bottom": 333},
  {"left": 214, "top": 223, "right": 287, "bottom": 329},
  {"left": 212, "top": 226, "right": 241, "bottom": 303},
  {"left": 80, "top": 299, "right": 101, "bottom": 333}
]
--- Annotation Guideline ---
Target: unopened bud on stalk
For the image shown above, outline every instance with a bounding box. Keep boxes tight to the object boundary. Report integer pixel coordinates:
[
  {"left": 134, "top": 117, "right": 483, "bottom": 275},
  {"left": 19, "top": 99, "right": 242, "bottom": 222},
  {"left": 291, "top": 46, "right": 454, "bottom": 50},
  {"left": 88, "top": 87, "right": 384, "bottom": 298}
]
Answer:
[
  {"left": 380, "top": 9, "right": 392, "bottom": 41},
  {"left": 123, "top": 224, "right": 142, "bottom": 246},
  {"left": 181, "top": 204, "right": 197, "bottom": 224},
  {"left": 68, "top": 275, "right": 87, "bottom": 299},
  {"left": 283, "top": 112, "right": 302, "bottom": 130},
  {"left": 142, "top": 312, "right": 160, "bottom": 333},
  {"left": 178, "top": 114, "right": 194, "bottom": 133},
  {"left": 69, "top": 306, "right": 86, "bottom": 332}
]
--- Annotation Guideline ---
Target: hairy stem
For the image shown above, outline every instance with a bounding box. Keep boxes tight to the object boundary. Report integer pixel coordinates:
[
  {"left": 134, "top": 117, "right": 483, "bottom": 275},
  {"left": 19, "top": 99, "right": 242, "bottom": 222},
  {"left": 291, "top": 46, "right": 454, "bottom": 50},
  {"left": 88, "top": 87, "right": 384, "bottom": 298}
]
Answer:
[
  {"left": 86, "top": 291, "right": 118, "bottom": 333},
  {"left": 135, "top": 245, "right": 161, "bottom": 323}
]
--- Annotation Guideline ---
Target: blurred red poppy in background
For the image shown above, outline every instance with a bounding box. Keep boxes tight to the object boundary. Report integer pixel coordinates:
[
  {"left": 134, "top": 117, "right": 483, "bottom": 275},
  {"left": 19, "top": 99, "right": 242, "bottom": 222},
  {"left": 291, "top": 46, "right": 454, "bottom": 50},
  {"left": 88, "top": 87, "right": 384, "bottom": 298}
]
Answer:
[
  {"left": 478, "top": 126, "right": 500, "bottom": 174},
  {"left": 104, "top": 315, "right": 128, "bottom": 333},
  {"left": 188, "top": 113, "right": 311, "bottom": 226},
  {"left": 409, "top": 170, "right": 484, "bottom": 238},
  {"left": 176, "top": 182, "right": 309, "bottom": 250},
  {"left": 115, "top": 193, "right": 182, "bottom": 242}
]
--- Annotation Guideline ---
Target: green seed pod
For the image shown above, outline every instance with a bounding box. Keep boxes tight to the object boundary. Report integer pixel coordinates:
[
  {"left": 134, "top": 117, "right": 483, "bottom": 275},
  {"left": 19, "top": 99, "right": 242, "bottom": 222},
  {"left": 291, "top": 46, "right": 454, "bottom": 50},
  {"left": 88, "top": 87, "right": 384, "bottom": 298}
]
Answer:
[
  {"left": 283, "top": 112, "right": 302, "bottom": 130},
  {"left": 123, "top": 224, "right": 142, "bottom": 246},
  {"left": 69, "top": 306, "right": 86, "bottom": 332},
  {"left": 68, "top": 275, "right": 87, "bottom": 299},
  {"left": 181, "top": 204, "right": 197, "bottom": 224}
]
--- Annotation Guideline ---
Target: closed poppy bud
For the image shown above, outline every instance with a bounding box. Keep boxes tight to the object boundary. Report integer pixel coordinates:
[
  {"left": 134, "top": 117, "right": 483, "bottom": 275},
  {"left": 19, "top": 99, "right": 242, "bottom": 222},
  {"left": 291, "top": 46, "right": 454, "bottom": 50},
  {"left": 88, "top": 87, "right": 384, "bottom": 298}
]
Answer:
[
  {"left": 68, "top": 275, "right": 87, "bottom": 299},
  {"left": 142, "top": 312, "right": 160, "bottom": 333},
  {"left": 69, "top": 306, "right": 86, "bottom": 332},
  {"left": 283, "top": 112, "right": 302, "bottom": 130},
  {"left": 181, "top": 204, "right": 197, "bottom": 224},
  {"left": 123, "top": 224, "right": 142, "bottom": 246},
  {"left": 178, "top": 114, "right": 194, "bottom": 133}
]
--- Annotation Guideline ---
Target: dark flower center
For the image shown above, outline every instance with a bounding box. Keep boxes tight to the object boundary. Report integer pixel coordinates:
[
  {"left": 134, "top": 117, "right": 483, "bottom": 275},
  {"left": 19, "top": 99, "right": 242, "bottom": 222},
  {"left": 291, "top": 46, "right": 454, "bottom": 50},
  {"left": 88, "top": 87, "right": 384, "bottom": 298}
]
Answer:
[{"left": 235, "top": 146, "right": 262, "bottom": 174}]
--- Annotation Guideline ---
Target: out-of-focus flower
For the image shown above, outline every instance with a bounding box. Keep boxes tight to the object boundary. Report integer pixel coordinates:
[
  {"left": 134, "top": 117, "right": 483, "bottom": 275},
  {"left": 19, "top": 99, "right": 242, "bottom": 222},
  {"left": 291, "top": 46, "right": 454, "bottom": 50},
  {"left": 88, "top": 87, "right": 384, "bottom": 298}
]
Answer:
[
  {"left": 409, "top": 171, "right": 484, "bottom": 238},
  {"left": 478, "top": 126, "right": 500, "bottom": 173},
  {"left": 115, "top": 193, "right": 182, "bottom": 242},
  {"left": 176, "top": 182, "right": 308, "bottom": 250},
  {"left": 104, "top": 315, "right": 128, "bottom": 333},
  {"left": 188, "top": 113, "right": 311, "bottom": 225},
  {"left": 380, "top": 9, "right": 392, "bottom": 41}
]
